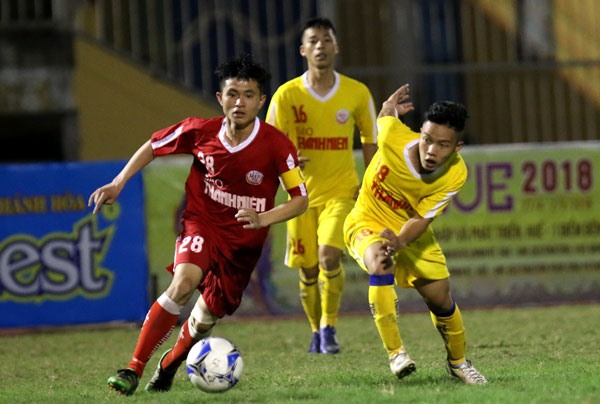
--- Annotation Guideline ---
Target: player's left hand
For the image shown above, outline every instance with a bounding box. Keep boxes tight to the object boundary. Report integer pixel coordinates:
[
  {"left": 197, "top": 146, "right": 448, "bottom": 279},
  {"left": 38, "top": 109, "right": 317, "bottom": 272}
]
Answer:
[
  {"left": 379, "top": 228, "right": 399, "bottom": 255},
  {"left": 235, "top": 208, "right": 264, "bottom": 229}
]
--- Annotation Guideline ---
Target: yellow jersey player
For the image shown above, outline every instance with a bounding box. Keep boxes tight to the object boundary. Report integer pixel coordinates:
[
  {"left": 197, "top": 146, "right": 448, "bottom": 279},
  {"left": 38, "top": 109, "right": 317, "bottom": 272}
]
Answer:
[
  {"left": 267, "top": 17, "right": 377, "bottom": 354},
  {"left": 344, "top": 84, "right": 488, "bottom": 383}
]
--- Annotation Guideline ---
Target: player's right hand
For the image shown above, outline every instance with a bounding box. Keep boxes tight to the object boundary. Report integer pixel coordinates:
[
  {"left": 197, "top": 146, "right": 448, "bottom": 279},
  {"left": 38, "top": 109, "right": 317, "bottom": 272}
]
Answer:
[
  {"left": 297, "top": 151, "right": 310, "bottom": 169},
  {"left": 88, "top": 183, "right": 120, "bottom": 214},
  {"left": 380, "top": 84, "right": 414, "bottom": 118}
]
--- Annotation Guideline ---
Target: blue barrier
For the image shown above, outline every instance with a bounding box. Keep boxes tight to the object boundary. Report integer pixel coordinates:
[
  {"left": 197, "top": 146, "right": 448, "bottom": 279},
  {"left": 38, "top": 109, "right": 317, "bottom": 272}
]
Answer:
[{"left": 0, "top": 161, "right": 148, "bottom": 328}]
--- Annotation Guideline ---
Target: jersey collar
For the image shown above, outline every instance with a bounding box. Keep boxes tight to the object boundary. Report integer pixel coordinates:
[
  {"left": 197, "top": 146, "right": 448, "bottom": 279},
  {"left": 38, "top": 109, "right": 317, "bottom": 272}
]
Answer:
[
  {"left": 218, "top": 117, "right": 261, "bottom": 152},
  {"left": 302, "top": 71, "right": 340, "bottom": 102}
]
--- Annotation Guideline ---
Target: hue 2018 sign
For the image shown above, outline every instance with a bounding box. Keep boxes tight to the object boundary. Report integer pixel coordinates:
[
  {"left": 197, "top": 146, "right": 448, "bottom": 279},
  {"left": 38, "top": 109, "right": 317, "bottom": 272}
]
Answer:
[{"left": 435, "top": 142, "right": 600, "bottom": 306}]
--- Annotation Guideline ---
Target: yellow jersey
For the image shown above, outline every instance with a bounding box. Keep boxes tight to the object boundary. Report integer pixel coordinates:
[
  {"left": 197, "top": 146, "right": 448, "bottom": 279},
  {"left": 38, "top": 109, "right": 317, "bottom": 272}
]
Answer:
[
  {"left": 267, "top": 71, "right": 377, "bottom": 206},
  {"left": 352, "top": 116, "right": 467, "bottom": 232}
]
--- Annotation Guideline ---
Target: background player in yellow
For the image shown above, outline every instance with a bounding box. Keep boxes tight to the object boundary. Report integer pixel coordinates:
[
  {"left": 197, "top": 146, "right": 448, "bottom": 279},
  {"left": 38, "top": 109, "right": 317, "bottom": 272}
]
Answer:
[
  {"left": 344, "top": 84, "right": 487, "bottom": 383},
  {"left": 267, "top": 17, "right": 377, "bottom": 354}
]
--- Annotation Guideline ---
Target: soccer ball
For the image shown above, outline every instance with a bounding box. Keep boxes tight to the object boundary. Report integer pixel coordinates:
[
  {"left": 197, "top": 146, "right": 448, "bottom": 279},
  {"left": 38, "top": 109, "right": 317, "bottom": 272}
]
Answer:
[{"left": 186, "top": 336, "right": 244, "bottom": 393}]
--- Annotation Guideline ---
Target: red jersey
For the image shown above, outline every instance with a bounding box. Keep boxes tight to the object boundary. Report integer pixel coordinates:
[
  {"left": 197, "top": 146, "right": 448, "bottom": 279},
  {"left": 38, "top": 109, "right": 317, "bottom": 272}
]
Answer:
[
  {"left": 151, "top": 116, "right": 304, "bottom": 316},
  {"left": 151, "top": 116, "right": 302, "bottom": 252}
]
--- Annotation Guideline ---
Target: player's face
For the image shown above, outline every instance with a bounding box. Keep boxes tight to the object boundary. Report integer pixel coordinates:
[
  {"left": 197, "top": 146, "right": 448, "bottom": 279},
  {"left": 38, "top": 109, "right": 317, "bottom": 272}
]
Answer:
[
  {"left": 217, "top": 78, "right": 266, "bottom": 130},
  {"left": 417, "top": 121, "right": 463, "bottom": 173},
  {"left": 300, "top": 27, "right": 339, "bottom": 69}
]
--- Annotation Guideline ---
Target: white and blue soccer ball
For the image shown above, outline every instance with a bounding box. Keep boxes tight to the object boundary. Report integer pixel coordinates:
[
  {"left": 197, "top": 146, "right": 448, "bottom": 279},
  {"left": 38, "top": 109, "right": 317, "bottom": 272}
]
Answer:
[{"left": 186, "top": 336, "right": 244, "bottom": 393}]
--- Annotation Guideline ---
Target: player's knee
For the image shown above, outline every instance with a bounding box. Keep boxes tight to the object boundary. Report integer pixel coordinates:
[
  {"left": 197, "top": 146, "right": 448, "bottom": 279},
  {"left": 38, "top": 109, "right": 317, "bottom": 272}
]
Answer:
[
  {"left": 301, "top": 266, "right": 319, "bottom": 279},
  {"left": 189, "top": 299, "right": 218, "bottom": 336},
  {"left": 425, "top": 296, "right": 454, "bottom": 314},
  {"left": 318, "top": 247, "right": 342, "bottom": 271},
  {"left": 168, "top": 264, "right": 203, "bottom": 305},
  {"left": 369, "top": 259, "right": 393, "bottom": 275},
  {"left": 364, "top": 246, "right": 394, "bottom": 275},
  {"left": 166, "top": 279, "right": 197, "bottom": 305},
  {"left": 318, "top": 256, "right": 341, "bottom": 271},
  {"left": 415, "top": 279, "right": 453, "bottom": 313}
]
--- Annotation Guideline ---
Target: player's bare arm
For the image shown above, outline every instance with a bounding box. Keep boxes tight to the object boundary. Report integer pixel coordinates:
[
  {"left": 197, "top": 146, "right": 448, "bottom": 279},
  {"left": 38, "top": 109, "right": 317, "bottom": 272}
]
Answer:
[
  {"left": 88, "top": 140, "right": 155, "bottom": 214},
  {"left": 362, "top": 143, "right": 378, "bottom": 168},
  {"left": 378, "top": 84, "right": 414, "bottom": 119},
  {"left": 297, "top": 151, "right": 311, "bottom": 169},
  {"left": 236, "top": 194, "right": 308, "bottom": 229},
  {"left": 380, "top": 215, "right": 433, "bottom": 255}
]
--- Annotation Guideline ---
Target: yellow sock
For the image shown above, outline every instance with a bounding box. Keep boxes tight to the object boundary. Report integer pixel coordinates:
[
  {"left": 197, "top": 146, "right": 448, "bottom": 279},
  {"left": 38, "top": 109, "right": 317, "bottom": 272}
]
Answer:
[
  {"left": 430, "top": 303, "right": 466, "bottom": 365},
  {"left": 369, "top": 274, "right": 403, "bottom": 356},
  {"left": 299, "top": 270, "right": 321, "bottom": 332},
  {"left": 318, "top": 265, "right": 345, "bottom": 327}
]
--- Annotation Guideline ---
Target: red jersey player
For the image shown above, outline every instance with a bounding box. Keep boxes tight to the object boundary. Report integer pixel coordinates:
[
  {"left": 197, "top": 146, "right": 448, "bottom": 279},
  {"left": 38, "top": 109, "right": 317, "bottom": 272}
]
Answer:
[{"left": 89, "top": 55, "right": 308, "bottom": 396}]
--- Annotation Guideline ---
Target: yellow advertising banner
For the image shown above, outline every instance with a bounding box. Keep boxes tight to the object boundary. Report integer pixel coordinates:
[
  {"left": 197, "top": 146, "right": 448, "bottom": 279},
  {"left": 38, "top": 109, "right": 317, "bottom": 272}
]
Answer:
[{"left": 436, "top": 142, "right": 600, "bottom": 306}]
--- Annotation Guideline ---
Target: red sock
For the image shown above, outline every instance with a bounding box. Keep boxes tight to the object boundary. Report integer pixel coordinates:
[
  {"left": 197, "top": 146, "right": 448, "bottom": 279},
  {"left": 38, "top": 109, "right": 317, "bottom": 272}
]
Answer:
[
  {"left": 161, "top": 319, "right": 198, "bottom": 371},
  {"left": 128, "top": 297, "right": 180, "bottom": 377}
]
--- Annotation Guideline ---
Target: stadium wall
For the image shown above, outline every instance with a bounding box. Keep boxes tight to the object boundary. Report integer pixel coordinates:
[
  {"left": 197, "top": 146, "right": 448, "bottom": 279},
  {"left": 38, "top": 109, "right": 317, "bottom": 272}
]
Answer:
[{"left": 73, "top": 37, "right": 220, "bottom": 161}]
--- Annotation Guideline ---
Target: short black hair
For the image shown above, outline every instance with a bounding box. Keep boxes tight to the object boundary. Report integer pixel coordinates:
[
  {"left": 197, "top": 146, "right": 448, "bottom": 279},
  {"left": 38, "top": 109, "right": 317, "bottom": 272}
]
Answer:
[
  {"left": 301, "top": 17, "right": 337, "bottom": 37},
  {"left": 424, "top": 101, "right": 469, "bottom": 132},
  {"left": 214, "top": 54, "right": 271, "bottom": 93}
]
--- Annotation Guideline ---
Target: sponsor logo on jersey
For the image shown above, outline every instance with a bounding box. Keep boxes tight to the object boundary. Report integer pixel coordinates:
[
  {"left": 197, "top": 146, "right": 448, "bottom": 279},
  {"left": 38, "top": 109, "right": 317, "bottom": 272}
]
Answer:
[
  {"left": 298, "top": 136, "right": 349, "bottom": 150},
  {"left": 246, "top": 170, "right": 264, "bottom": 185},
  {"left": 204, "top": 181, "right": 267, "bottom": 212},
  {"left": 371, "top": 181, "right": 412, "bottom": 211},
  {"left": 336, "top": 109, "right": 350, "bottom": 124},
  {"left": 356, "top": 228, "right": 374, "bottom": 241},
  {"left": 205, "top": 177, "right": 224, "bottom": 188}
]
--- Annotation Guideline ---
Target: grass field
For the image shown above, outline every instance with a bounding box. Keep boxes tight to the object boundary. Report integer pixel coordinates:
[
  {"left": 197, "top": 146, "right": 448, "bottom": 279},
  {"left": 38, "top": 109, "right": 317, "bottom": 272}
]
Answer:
[{"left": 1, "top": 303, "right": 598, "bottom": 403}]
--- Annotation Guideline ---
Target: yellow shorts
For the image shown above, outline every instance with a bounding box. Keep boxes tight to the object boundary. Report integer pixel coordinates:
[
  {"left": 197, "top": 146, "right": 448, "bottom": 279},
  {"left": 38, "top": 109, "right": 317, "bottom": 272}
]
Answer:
[
  {"left": 343, "top": 211, "right": 449, "bottom": 288},
  {"left": 285, "top": 198, "right": 355, "bottom": 268}
]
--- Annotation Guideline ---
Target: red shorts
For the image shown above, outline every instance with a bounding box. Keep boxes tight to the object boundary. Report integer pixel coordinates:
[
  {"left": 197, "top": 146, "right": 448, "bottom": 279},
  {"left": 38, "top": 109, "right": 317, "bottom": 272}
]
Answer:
[{"left": 166, "top": 222, "right": 264, "bottom": 318}]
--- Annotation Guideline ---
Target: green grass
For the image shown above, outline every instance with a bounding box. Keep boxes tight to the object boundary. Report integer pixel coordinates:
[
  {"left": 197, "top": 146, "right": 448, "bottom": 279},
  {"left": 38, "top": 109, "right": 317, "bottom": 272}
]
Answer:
[{"left": 1, "top": 304, "right": 599, "bottom": 403}]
